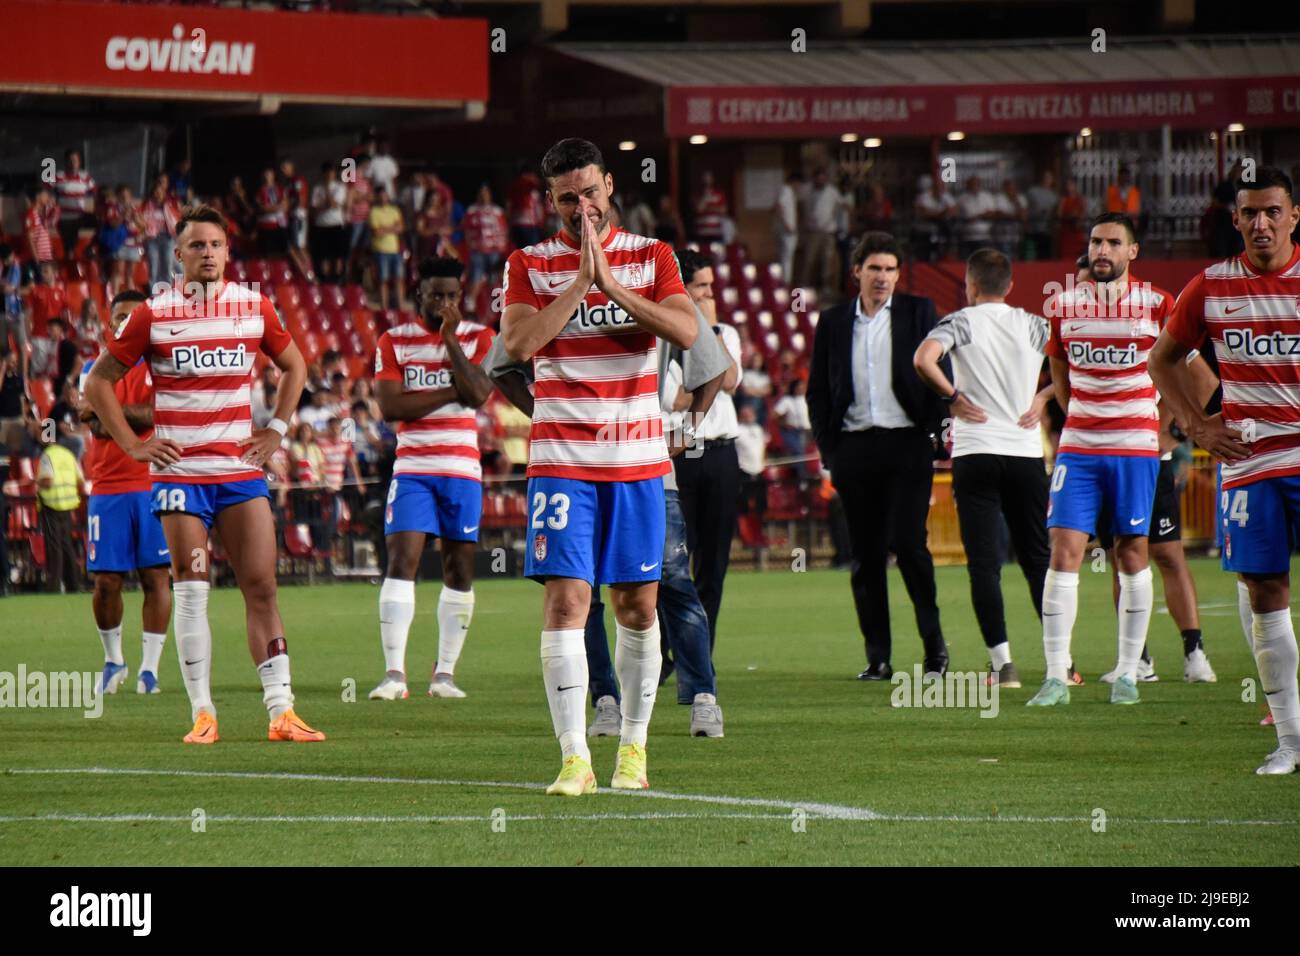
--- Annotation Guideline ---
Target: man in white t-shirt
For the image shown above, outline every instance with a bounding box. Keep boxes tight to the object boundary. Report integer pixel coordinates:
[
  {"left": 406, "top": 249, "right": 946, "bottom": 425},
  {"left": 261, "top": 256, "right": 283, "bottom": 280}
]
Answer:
[
  {"left": 955, "top": 176, "right": 996, "bottom": 257},
  {"left": 913, "top": 248, "right": 1052, "bottom": 688}
]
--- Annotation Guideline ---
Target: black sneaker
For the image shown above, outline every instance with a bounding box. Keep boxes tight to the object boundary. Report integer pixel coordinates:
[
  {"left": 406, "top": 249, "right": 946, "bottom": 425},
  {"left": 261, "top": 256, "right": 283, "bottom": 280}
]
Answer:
[{"left": 986, "top": 662, "right": 1021, "bottom": 689}]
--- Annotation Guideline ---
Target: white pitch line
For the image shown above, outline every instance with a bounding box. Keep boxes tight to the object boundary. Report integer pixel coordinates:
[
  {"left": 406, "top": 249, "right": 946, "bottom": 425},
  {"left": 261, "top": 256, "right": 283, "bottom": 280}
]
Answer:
[
  {"left": 6, "top": 767, "right": 1297, "bottom": 827},
  {"left": 0, "top": 812, "right": 791, "bottom": 824}
]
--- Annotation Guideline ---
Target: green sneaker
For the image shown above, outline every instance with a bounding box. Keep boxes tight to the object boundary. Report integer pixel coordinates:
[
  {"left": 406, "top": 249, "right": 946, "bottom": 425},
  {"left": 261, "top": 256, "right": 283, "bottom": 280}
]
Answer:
[
  {"left": 1026, "top": 678, "right": 1070, "bottom": 706},
  {"left": 1110, "top": 674, "right": 1140, "bottom": 705}
]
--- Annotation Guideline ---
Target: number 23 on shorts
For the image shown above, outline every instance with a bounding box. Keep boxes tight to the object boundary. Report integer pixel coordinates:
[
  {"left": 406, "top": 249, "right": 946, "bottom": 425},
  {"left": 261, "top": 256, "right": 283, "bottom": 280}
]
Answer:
[{"left": 531, "top": 492, "right": 570, "bottom": 530}]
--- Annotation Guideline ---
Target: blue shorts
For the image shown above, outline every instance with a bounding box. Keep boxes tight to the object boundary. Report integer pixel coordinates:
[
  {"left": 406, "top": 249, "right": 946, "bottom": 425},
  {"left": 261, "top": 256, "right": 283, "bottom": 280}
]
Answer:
[
  {"left": 87, "top": 491, "right": 170, "bottom": 572},
  {"left": 1221, "top": 475, "right": 1300, "bottom": 574},
  {"left": 384, "top": 474, "right": 482, "bottom": 542},
  {"left": 1215, "top": 465, "right": 1224, "bottom": 551},
  {"left": 375, "top": 251, "right": 402, "bottom": 281},
  {"left": 1047, "top": 452, "right": 1160, "bottom": 537},
  {"left": 151, "top": 478, "right": 270, "bottom": 530},
  {"left": 524, "top": 476, "right": 665, "bottom": 586}
]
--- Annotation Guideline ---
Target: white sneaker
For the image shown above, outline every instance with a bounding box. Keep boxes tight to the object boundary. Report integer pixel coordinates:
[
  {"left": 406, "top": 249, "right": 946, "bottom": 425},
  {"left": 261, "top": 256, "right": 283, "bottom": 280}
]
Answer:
[
  {"left": 1255, "top": 747, "right": 1300, "bottom": 775},
  {"left": 689, "top": 693, "right": 724, "bottom": 737},
  {"left": 588, "top": 695, "right": 621, "bottom": 737},
  {"left": 428, "top": 674, "right": 467, "bottom": 698},
  {"left": 1183, "top": 648, "right": 1217, "bottom": 683},
  {"left": 1100, "top": 658, "right": 1158, "bottom": 684},
  {"left": 368, "top": 676, "right": 409, "bottom": 700},
  {"left": 97, "top": 662, "right": 128, "bottom": 696}
]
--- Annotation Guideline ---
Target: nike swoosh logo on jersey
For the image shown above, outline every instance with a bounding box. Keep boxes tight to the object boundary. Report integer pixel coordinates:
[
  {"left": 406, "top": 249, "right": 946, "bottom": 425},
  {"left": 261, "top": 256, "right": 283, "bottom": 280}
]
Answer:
[
  {"left": 547, "top": 277, "right": 568, "bottom": 289},
  {"left": 640, "top": 562, "right": 659, "bottom": 572},
  {"left": 462, "top": 525, "right": 478, "bottom": 534},
  {"left": 1224, "top": 304, "right": 1248, "bottom": 315},
  {"left": 169, "top": 328, "right": 183, "bottom": 335}
]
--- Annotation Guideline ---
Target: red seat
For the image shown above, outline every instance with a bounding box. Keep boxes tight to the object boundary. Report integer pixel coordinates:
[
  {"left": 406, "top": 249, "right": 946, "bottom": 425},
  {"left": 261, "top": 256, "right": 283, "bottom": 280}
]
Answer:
[
  {"left": 343, "top": 285, "right": 368, "bottom": 310},
  {"left": 271, "top": 261, "right": 294, "bottom": 285},
  {"left": 245, "top": 259, "right": 271, "bottom": 285},
  {"left": 322, "top": 285, "right": 346, "bottom": 310},
  {"left": 274, "top": 283, "right": 300, "bottom": 310}
]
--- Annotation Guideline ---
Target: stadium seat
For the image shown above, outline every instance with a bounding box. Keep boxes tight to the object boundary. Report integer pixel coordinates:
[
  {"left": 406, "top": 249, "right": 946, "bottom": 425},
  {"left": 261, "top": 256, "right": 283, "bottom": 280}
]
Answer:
[
  {"left": 789, "top": 332, "right": 806, "bottom": 353},
  {"left": 707, "top": 242, "right": 726, "bottom": 262},
  {"left": 132, "top": 261, "right": 149, "bottom": 290},
  {"left": 806, "top": 310, "right": 820, "bottom": 329},
  {"left": 347, "top": 355, "right": 371, "bottom": 380},
  {"left": 245, "top": 259, "right": 272, "bottom": 285},
  {"left": 740, "top": 262, "right": 758, "bottom": 286},
  {"left": 320, "top": 285, "right": 345, "bottom": 310},
  {"left": 764, "top": 331, "right": 780, "bottom": 355},
  {"left": 745, "top": 287, "right": 764, "bottom": 311},
  {"left": 719, "top": 287, "right": 739, "bottom": 310},
  {"left": 343, "top": 285, "right": 368, "bottom": 310},
  {"left": 65, "top": 281, "right": 90, "bottom": 315},
  {"left": 271, "top": 261, "right": 294, "bottom": 285},
  {"left": 726, "top": 242, "right": 749, "bottom": 262},
  {"left": 321, "top": 331, "right": 342, "bottom": 353},
  {"left": 755, "top": 311, "right": 774, "bottom": 331},
  {"left": 713, "top": 262, "right": 731, "bottom": 287},
  {"left": 765, "top": 262, "right": 784, "bottom": 285},
  {"left": 730, "top": 309, "right": 748, "bottom": 330},
  {"left": 30, "top": 378, "right": 54, "bottom": 420},
  {"left": 274, "top": 284, "right": 300, "bottom": 310},
  {"left": 767, "top": 286, "right": 790, "bottom": 311},
  {"left": 225, "top": 261, "right": 247, "bottom": 282},
  {"left": 297, "top": 281, "right": 323, "bottom": 310}
]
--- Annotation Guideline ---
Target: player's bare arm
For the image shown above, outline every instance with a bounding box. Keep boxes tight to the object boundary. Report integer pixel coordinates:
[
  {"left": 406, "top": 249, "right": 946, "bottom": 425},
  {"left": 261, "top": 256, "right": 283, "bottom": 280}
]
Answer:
[
  {"left": 1048, "top": 355, "right": 1071, "bottom": 417},
  {"left": 914, "top": 338, "right": 987, "bottom": 423},
  {"left": 1018, "top": 384, "right": 1055, "bottom": 429},
  {"left": 86, "top": 352, "right": 181, "bottom": 466},
  {"left": 376, "top": 378, "right": 462, "bottom": 422},
  {"left": 668, "top": 370, "right": 725, "bottom": 459},
  {"left": 239, "top": 340, "right": 307, "bottom": 468},
  {"left": 587, "top": 212, "right": 697, "bottom": 349},
  {"left": 489, "top": 368, "right": 535, "bottom": 417},
  {"left": 438, "top": 303, "right": 493, "bottom": 408},
  {"left": 500, "top": 228, "right": 596, "bottom": 361},
  {"left": 1149, "top": 332, "right": 1249, "bottom": 462}
]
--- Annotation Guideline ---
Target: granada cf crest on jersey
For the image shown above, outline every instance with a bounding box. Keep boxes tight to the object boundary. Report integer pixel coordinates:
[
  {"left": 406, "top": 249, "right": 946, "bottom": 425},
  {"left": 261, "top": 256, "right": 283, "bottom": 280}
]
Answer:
[{"left": 533, "top": 532, "right": 547, "bottom": 562}]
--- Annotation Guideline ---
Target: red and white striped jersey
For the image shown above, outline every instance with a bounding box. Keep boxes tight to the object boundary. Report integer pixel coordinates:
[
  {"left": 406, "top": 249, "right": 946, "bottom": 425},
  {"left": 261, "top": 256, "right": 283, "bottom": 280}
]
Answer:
[
  {"left": 375, "top": 319, "right": 494, "bottom": 482},
  {"left": 1045, "top": 277, "right": 1172, "bottom": 457},
  {"left": 317, "top": 434, "right": 349, "bottom": 490},
  {"left": 503, "top": 226, "right": 687, "bottom": 482},
  {"left": 464, "top": 204, "right": 509, "bottom": 254},
  {"left": 1167, "top": 245, "right": 1300, "bottom": 489},
  {"left": 55, "top": 171, "right": 96, "bottom": 220},
  {"left": 107, "top": 282, "right": 294, "bottom": 484}
]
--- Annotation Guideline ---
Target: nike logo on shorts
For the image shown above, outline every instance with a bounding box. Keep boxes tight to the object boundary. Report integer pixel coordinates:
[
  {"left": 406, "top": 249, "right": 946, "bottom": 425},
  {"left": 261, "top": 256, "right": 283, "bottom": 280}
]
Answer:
[
  {"left": 1129, "top": 518, "right": 1144, "bottom": 526},
  {"left": 640, "top": 562, "right": 659, "bottom": 572},
  {"left": 462, "top": 525, "right": 478, "bottom": 534},
  {"left": 158, "top": 549, "right": 169, "bottom": 556}
]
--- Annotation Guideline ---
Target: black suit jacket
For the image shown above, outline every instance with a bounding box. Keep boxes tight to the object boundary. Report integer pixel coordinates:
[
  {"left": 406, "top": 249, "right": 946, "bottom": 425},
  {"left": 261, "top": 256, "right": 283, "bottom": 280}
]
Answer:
[{"left": 807, "top": 292, "right": 950, "bottom": 468}]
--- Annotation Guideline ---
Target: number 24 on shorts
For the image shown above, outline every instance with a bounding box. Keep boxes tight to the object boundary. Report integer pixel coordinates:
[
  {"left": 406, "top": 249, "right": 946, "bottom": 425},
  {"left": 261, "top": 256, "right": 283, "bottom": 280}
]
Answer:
[
  {"left": 1221, "top": 489, "right": 1249, "bottom": 527},
  {"left": 531, "top": 492, "right": 570, "bottom": 530}
]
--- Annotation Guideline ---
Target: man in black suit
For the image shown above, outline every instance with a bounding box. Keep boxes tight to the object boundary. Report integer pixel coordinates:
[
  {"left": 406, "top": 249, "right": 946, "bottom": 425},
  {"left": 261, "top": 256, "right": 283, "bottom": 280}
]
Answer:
[{"left": 808, "top": 231, "right": 950, "bottom": 680}]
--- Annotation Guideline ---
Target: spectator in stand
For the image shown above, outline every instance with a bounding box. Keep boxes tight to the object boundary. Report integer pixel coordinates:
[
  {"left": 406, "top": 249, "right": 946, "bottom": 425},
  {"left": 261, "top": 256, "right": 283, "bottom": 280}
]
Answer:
[
  {"left": 255, "top": 167, "right": 289, "bottom": 259},
  {"left": 914, "top": 174, "right": 957, "bottom": 262},
  {"left": 368, "top": 186, "right": 406, "bottom": 312},
  {"left": 141, "top": 177, "right": 180, "bottom": 289},
  {"left": 1106, "top": 165, "right": 1141, "bottom": 216},
  {"left": 225, "top": 175, "right": 257, "bottom": 238},
  {"left": 48, "top": 320, "right": 80, "bottom": 401},
  {"left": 27, "top": 262, "right": 71, "bottom": 379},
  {"left": 47, "top": 375, "right": 84, "bottom": 459},
  {"left": 955, "top": 175, "right": 997, "bottom": 258},
  {"left": 772, "top": 171, "right": 801, "bottom": 281},
  {"left": 55, "top": 148, "right": 96, "bottom": 262},
  {"left": 1056, "top": 177, "right": 1087, "bottom": 262},
  {"left": 735, "top": 403, "right": 767, "bottom": 524},
  {"left": 415, "top": 189, "right": 454, "bottom": 261},
  {"left": 795, "top": 166, "right": 848, "bottom": 302},
  {"left": 426, "top": 169, "right": 455, "bottom": 216},
  {"left": 300, "top": 386, "right": 335, "bottom": 432},
  {"left": 280, "top": 158, "right": 315, "bottom": 281},
  {"left": 507, "top": 166, "right": 547, "bottom": 249},
  {"left": 857, "top": 181, "right": 895, "bottom": 234},
  {"left": 462, "top": 184, "right": 509, "bottom": 316},
  {"left": 1, "top": 351, "right": 25, "bottom": 442},
  {"left": 621, "top": 191, "right": 656, "bottom": 240},
  {"left": 1024, "top": 170, "right": 1058, "bottom": 260},
  {"left": 349, "top": 377, "right": 382, "bottom": 422},
  {"left": 311, "top": 162, "right": 348, "bottom": 283},
  {"left": 36, "top": 426, "right": 85, "bottom": 593},
  {"left": 250, "top": 364, "right": 278, "bottom": 429},
  {"left": 170, "top": 158, "right": 193, "bottom": 203},
  {"left": 318, "top": 415, "right": 364, "bottom": 547},
  {"left": 993, "top": 178, "right": 1027, "bottom": 258},
  {"left": 654, "top": 193, "right": 685, "bottom": 248},
  {"left": 107, "top": 184, "right": 146, "bottom": 295},
  {"left": 345, "top": 156, "right": 374, "bottom": 283},
  {"left": 692, "top": 170, "right": 729, "bottom": 244},
  {"left": 773, "top": 377, "right": 813, "bottom": 480},
  {"left": 325, "top": 371, "right": 351, "bottom": 419},
  {"left": 348, "top": 400, "right": 383, "bottom": 476},
  {"left": 288, "top": 421, "right": 328, "bottom": 550},
  {"left": 738, "top": 350, "right": 772, "bottom": 425},
  {"left": 368, "top": 136, "right": 400, "bottom": 197},
  {"left": 25, "top": 187, "right": 59, "bottom": 274},
  {"left": 491, "top": 391, "right": 531, "bottom": 475},
  {"left": 0, "top": 245, "right": 25, "bottom": 365}
]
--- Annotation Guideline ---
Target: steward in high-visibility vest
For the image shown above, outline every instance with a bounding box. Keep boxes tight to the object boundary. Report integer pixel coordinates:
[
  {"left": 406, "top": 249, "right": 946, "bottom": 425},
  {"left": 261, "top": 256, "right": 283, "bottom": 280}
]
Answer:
[{"left": 37, "top": 441, "right": 81, "bottom": 511}]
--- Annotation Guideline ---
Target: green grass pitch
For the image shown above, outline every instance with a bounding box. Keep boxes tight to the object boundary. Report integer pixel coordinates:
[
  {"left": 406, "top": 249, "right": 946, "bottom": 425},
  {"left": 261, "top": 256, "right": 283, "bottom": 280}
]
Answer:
[{"left": 0, "top": 557, "right": 1294, "bottom": 866}]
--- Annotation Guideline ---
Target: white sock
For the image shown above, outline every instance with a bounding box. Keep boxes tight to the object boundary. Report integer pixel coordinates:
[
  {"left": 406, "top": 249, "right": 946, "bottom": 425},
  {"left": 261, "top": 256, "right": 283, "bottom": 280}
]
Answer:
[
  {"left": 541, "top": 628, "right": 589, "bottom": 762},
  {"left": 1252, "top": 609, "right": 1300, "bottom": 745},
  {"left": 258, "top": 652, "right": 294, "bottom": 720},
  {"left": 173, "top": 581, "right": 214, "bottom": 720},
  {"left": 989, "top": 641, "right": 1012, "bottom": 670},
  {"left": 140, "top": 631, "right": 166, "bottom": 675},
  {"left": 98, "top": 626, "right": 124, "bottom": 665},
  {"left": 379, "top": 577, "right": 415, "bottom": 678},
  {"left": 435, "top": 586, "right": 474, "bottom": 676},
  {"left": 1116, "top": 567, "right": 1154, "bottom": 681},
  {"left": 615, "top": 618, "right": 662, "bottom": 747},
  {"left": 1042, "top": 570, "right": 1078, "bottom": 682},
  {"left": 1238, "top": 580, "right": 1254, "bottom": 652}
]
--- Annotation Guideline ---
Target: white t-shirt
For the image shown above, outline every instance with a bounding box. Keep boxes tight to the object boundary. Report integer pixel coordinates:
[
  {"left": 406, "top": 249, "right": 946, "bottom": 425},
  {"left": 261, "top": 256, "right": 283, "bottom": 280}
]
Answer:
[
  {"left": 368, "top": 154, "right": 399, "bottom": 195},
  {"left": 312, "top": 181, "right": 347, "bottom": 227},
  {"left": 773, "top": 394, "right": 812, "bottom": 431},
  {"left": 697, "top": 324, "right": 742, "bottom": 441},
  {"left": 925, "top": 303, "right": 1049, "bottom": 458},
  {"left": 736, "top": 422, "right": 767, "bottom": 476},
  {"left": 956, "top": 190, "right": 995, "bottom": 241}
]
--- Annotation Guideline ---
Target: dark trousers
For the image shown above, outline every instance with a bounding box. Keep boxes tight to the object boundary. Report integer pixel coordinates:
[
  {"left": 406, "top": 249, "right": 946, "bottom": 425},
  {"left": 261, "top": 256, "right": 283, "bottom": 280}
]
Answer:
[
  {"left": 830, "top": 428, "right": 944, "bottom": 665},
  {"left": 674, "top": 441, "right": 740, "bottom": 648},
  {"left": 39, "top": 507, "right": 80, "bottom": 593},
  {"left": 951, "top": 454, "right": 1050, "bottom": 649}
]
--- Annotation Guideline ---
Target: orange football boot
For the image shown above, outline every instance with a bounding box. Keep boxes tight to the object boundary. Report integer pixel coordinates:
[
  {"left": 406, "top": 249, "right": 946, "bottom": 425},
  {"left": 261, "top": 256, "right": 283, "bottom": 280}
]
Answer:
[
  {"left": 268, "top": 709, "right": 327, "bottom": 742},
  {"left": 183, "top": 710, "right": 219, "bottom": 745}
]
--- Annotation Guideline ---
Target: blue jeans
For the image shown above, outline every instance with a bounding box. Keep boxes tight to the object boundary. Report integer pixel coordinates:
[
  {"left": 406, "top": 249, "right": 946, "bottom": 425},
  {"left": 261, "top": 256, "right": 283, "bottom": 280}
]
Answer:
[{"left": 585, "top": 489, "right": 716, "bottom": 704}]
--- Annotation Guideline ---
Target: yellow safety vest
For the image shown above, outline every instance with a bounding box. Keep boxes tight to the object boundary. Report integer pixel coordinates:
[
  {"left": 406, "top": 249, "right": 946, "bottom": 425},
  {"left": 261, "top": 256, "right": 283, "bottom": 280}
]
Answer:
[{"left": 38, "top": 444, "right": 80, "bottom": 512}]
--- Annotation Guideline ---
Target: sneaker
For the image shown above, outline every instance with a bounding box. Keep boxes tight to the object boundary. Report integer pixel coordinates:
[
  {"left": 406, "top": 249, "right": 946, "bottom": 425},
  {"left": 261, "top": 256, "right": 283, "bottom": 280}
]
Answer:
[
  {"left": 610, "top": 743, "right": 649, "bottom": 790},
  {"left": 1183, "top": 648, "right": 1217, "bottom": 683},
  {"left": 1066, "top": 666, "right": 1085, "bottom": 686},
  {"left": 135, "top": 670, "right": 160, "bottom": 695},
  {"left": 1110, "top": 674, "right": 1141, "bottom": 705},
  {"left": 97, "top": 661, "right": 128, "bottom": 696},
  {"left": 985, "top": 662, "right": 1021, "bottom": 689},
  {"left": 368, "top": 676, "right": 409, "bottom": 700},
  {"left": 183, "top": 710, "right": 219, "bottom": 745},
  {"left": 428, "top": 673, "right": 467, "bottom": 699},
  {"left": 1026, "top": 677, "right": 1070, "bottom": 707},
  {"left": 1100, "top": 658, "right": 1158, "bottom": 684},
  {"left": 689, "top": 693, "right": 724, "bottom": 737},
  {"left": 1255, "top": 746, "right": 1299, "bottom": 775},
  {"left": 268, "top": 708, "right": 326, "bottom": 742},
  {"left": 588, "top": 695, "right": 621, "bottom": 737},
  {"left": 545, "top": 755, "right": 596, "bottom": 796}
]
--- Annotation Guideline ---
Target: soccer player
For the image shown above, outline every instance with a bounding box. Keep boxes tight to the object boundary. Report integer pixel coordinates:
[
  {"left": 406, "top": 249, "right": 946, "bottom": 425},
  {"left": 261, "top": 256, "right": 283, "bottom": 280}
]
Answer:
[
  {"left": 77, "top": 289, "right": 172, "bottom": 696},
  {"left": 84, "top": 203, "right": 325, "bottom": 745},
  {"left": 369, "top": 257, "right": 494, "bottom": 701},
  {"left": 1149, "top": 166, "right": 1300, "bottom": 773},
  {"left": 1028, "top": 212, "right": 1174, "bottom": 707},
  {"left": 500, "top": 138, "right": 697, "bottom": 795}
]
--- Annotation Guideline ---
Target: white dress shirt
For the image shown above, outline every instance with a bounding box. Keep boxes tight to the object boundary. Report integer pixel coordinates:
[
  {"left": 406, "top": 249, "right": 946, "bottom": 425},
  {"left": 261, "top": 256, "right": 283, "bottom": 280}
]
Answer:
[
  {"left": 696, "top": 323, "right": 742, "bottom": 441},
  {"left": 842, "top": 296, "right": 913, "bottom": 431}
]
